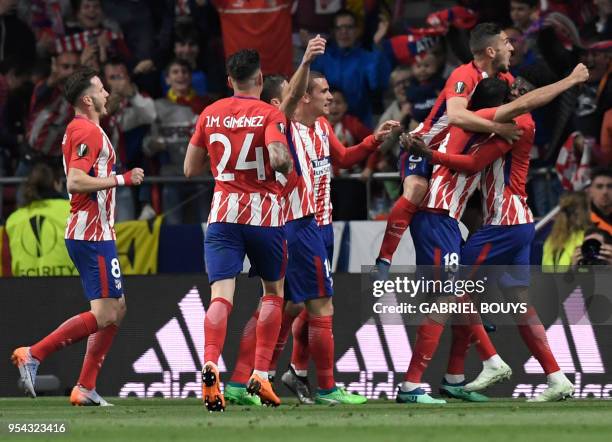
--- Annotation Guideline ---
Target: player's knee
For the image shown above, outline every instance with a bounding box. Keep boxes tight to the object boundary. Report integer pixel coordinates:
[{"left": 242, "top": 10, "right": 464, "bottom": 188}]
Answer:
[
  {"left": 306, "top": 297, "right": 334, "bottom": 316},
  {"left": 403, "top": 176, "right": 428, "bottom": 203},
  {"left": 115, "top": 301, "right": 127, "bottom": 325}
]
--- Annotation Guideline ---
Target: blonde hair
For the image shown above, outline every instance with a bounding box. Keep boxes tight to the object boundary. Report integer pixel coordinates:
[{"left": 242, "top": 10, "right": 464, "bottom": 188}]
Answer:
[{"left": 547, "top": 191, "right": 591, "bottom": 254}]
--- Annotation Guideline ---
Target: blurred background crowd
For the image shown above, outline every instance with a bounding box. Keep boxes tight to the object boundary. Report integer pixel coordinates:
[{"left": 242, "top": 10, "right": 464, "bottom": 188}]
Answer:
[{"left": 0, "top": 0, "right": 610, "bottom": 237}]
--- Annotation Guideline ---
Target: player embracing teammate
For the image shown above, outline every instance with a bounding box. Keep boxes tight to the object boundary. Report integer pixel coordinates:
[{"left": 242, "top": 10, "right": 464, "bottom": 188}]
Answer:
[{"left": 403, "top": 62, "right": 589, "bottom": 402}]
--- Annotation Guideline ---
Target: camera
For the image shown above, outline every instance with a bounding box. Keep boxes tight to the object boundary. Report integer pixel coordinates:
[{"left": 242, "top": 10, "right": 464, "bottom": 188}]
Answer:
[{"left": 579, "top": 238, "right": 605, "bottom": 265}]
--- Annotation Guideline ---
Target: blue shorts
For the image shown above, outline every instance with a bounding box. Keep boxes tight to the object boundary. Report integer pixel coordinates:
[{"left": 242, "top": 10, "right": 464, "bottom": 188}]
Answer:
[
  {"left": 285, "top": 216, "right": 333, "bottom": 304},
  {"left": 461, "top": 223, "right": 535, "bottom": 288},
  {"left": 399, "top": 151, "right": 433, "bottom": 181},
  {"left": 318, "top": 222, "right": 334, "bottom": 262},
  {"left": 65, "top": 239, "right": 124, "bottom": 301},
  {"left": 410, "top": 211, "right": 462, "bottom": 266},
  {"left": 205, "top": 222, "right": 287, "bottom": 285}
]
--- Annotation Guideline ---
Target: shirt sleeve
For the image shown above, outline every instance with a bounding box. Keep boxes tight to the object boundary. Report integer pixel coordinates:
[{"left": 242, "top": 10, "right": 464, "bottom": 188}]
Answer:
[
  {"left": 327, "top": 119, "right": 380, "bottom": 168},
  {"left": 189, "top": 111, "right": 208, "bottom": 150},
  {"left": 68, "top": 126, "right": 102, "bottom": 173},
  {"left": 431, "top": 135, "right": 511, "bottom": 175},
  {"left": 264, "top": 108, "right": 289, "bottom": 146},
  {"left": 444, "top": 67, "right": 478, "bottom": 101}
]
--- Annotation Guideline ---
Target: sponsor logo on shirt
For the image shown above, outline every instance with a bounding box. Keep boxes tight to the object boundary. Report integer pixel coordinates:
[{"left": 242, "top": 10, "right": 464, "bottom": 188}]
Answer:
[{"left": 312, "top": 157, "right": 331, "bottom": 177}]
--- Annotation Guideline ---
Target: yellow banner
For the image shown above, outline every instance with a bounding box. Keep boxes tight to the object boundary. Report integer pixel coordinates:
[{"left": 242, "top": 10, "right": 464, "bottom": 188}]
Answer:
[{"left": 115, "top": 216, "right": 162, "bottom": 275}]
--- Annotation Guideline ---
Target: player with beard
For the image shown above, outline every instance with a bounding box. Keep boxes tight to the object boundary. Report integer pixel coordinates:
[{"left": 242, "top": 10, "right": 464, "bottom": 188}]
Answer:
[
  {"left": 402, "top": 63, "right": 589, "bottom": 403},
  {"left": 374, "top": 23, "right": 523, "bottom": 279},
  {"left": 11, "top": 67, "right": 145, "bottom": 406}
]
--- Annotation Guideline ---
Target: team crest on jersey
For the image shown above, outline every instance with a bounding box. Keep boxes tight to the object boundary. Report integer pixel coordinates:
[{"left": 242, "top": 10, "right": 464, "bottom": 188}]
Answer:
[
  {"left": 77, "top": 143, "right": 88, "bottom": 157},
  {"left": 454, "top": 81, "right": 465, "bottom": 94},
  {"left": 115, "top": 279, "right": 122, "bottom": 290},
  {"left": 277, "top": 122, "right": 286, "bottom": 134}
]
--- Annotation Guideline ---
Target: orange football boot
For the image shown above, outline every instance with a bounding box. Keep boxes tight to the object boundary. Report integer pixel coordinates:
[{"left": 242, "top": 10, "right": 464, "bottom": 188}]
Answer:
[
  {"left": 202, "top": 362, "right": 225, "bottom": 412},
  {"left": 246, "top": 373, "right": 281, "bottom": 407}
]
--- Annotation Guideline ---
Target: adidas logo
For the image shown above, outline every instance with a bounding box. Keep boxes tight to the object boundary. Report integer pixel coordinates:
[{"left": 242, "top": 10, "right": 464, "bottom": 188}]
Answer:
[
  {"left": 119, "top": 288, "right": 225, "bottom": 399},
  {"left": 513, "top": 287, "right": 610, "bottom": 399},
  {"left": 335, "top": 292, "right": 432, "bottom": 399}
]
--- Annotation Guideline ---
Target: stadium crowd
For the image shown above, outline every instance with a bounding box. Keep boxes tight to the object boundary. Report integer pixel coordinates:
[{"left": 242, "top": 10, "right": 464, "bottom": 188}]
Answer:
[{"left": 0, "top": 0, "right": 610, "bottom": 231}]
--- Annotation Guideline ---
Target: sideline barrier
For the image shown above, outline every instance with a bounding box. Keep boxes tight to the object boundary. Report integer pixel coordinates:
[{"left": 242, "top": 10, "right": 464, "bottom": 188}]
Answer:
[{"left": 1, "top": 273, "right": 611, "bottom": 399}]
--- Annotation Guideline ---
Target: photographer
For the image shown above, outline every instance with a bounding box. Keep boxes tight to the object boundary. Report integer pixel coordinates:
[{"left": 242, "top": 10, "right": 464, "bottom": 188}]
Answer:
[{"left": 571, "top": 226, "right": 612, "bottom": 266}]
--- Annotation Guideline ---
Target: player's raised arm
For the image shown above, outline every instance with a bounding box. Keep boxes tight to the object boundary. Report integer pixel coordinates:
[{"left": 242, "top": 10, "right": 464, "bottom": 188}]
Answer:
[
  {"left": 67, "top": 167, "right": 144, "bottom": 194},
  {"left": 280, "top": 35, "right": 326, "bottom": 120},
  {"left": 492, "top": 63, "right": 589, "bottom": 123}
]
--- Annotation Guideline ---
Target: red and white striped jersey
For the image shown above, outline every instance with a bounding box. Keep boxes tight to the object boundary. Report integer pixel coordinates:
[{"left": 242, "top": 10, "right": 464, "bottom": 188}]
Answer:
[
  {"left": 300, "top": 117, "right": 379, "bottom": 225},
  {"left": 190, "top": 96, "right": 288, "bottom": 226},
  {"left": 413, "top": 62, "right": 513, "bottom": 149},
  {"left": 302, "top": 117, "right": 333, "bottom": 225},
  {"left": 481, "top": 113, "right": 535, "bottom": 225},
  {"left": 283, "top": 121, "right": 316, "bottom": 222},
  {"left": 424, "top": 108, "right": 498, "bottom": 220},
  {"left": 62, "top": 116, "right": 117, "bottom": 241}
]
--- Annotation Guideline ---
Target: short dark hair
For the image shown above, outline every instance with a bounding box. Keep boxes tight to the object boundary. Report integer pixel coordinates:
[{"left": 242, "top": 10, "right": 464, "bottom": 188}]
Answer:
[
  {"left": 261, "top": 75, "right": 287, "bottom": 104},
  {"left": 591, "top": 167, "right": 612, "bottom": 182},
  {"left": 516, "top": 62, "right": 556, "bottom": 88},
  {"left": 63, "top": 67, "right": 98, "bottom": 106},
  {"left": 469, "top": 77, "right": 510, "bottom": 110},
  {"left": 511, "top": 0, "right": 539, "bottom": 8},
  {"left": 307, "top": 71, "right": 326, "bottom": 93},
  {"left": 469, "top": 22, "right": 503, "bottom": 54},
  {"left": 165, "top": 58, "right": 192, "bottom": 76},
  {"left": 226, "top": 49, "right": 260, "bottom": 83},
  {"left": 175, "top": 23, "right": 200, "bottom": 45},
  {"left": 333, "top": 9, "right": 357, "bottom": 27}
]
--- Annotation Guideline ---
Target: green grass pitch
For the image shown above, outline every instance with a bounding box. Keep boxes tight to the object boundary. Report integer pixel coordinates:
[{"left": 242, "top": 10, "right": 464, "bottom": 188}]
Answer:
[{"left": 1, "top": 398, "right": 611, "bottom": 442}]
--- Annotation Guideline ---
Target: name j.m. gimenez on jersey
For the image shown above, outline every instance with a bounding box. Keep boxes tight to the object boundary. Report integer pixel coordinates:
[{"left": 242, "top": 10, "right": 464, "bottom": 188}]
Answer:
[{"left": 204, "top": 115, "right": 265, "bottom": 129}]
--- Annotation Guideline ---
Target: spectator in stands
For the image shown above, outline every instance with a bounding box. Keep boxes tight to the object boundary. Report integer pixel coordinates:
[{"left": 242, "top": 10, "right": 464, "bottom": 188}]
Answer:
[
  {"left": 572, "top": 40, "right": 612, "bottom": 148},
  {"left": 101, "top": 0, "right": 155, "bottom": 62},
  {"left": 510, "top": 0, "right": 539, "bottom": 33},
  {"left": 505, "top": 26, "right": 538, "bottom": 75},
  {"left": 542, "top": 191, "right": 591, "bottom": 269},
  {"left": 589, "top": 167, "right": 612, "bottom": 235},
  {"left": 328, "top": 87, "right": 375, "bottom": 179},
  {"left": 379, "top": 66, "right": 411, "bottom": 125},
  {"left": 311, "top": 9, "right": 391, "bottom": 127},
  {"left": 582, "top": 0, "right": 612, "bottom": 41},
  {"left": 62, "top": 0, "right": 131, "bottom": 69},
  {"left": 0, "top": 0, "right": 36, "bottom": 71},
  {"left": 16, "top": 51, "right": 79, "bottom": 181},
  {"left": 0, "top": 60, "right": 32, "bottom": 221},
  {"left": 161, "top": 23, "right": 208, "bottom": 98},
  {"left": 27, "top": 0, "right": 68, "bottom": 57},
  {"left": 102, "top": 58, "right": 156, "bottom": 221},
  {"left": 3, "top": 162, "right": 75, "bottom": 276},
  {"left": 144, "top": 59, "right": 211, "bottom": 225},
  {"left": 403, "top": 51, "right": 445, "bottom": 128}
]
